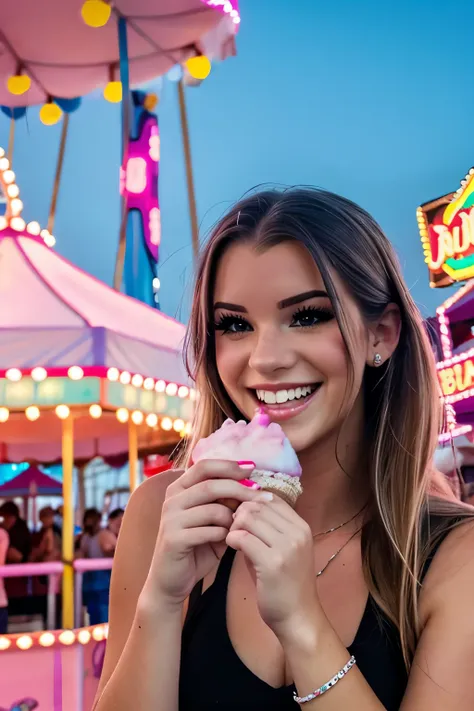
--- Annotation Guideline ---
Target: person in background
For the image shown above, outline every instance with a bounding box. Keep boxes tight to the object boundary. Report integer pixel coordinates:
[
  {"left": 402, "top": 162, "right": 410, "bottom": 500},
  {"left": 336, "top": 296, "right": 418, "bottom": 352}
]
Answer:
[
  {"left": 77, "top": 508, "right": 116, "bottom": 625},
  {"left": 0, "top": 524, "right": 9, "bottom": 633},
  {"left": 107, "top": 508, "right": 124, "bottom": 539},
  {"left": 30, "top": 506, "right": 62, "bottom": 628},
  {"left": 0, "top": 501, "right": 32, "bottom": 617}
]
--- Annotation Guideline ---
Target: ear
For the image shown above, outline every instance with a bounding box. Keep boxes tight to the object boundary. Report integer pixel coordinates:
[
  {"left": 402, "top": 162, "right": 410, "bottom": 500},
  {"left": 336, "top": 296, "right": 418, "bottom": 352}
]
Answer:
[{"left": 366, "top": 303, "right": 401, "bottom": 368}]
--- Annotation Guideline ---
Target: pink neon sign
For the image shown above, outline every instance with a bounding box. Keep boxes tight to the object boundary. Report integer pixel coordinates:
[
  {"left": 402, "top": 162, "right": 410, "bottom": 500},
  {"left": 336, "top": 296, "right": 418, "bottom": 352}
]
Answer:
[{"left": 120, "top": 115, "right": 160, "bottom": 261}]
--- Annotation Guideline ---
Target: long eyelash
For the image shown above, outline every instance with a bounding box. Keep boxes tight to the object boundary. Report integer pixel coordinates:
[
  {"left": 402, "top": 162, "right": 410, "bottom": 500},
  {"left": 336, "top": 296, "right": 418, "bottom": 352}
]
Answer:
[
  {"left": 214, "top": 312, "right": 250, "bottom": 330},
  {"left": 293, "top": 305, "right": 333, "bottom": 321}
]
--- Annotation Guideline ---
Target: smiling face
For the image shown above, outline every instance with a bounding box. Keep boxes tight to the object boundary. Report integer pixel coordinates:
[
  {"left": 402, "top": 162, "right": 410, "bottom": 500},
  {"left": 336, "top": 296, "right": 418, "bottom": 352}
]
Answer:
[{"left": 213, "top": 240, "right": 371, "bottom": 454}]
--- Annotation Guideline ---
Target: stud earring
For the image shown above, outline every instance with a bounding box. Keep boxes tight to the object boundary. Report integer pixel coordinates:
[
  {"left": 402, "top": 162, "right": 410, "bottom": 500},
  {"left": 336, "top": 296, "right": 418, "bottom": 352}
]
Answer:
[{"left": 373, "top": 353, "right": 383, "bottom": 367}]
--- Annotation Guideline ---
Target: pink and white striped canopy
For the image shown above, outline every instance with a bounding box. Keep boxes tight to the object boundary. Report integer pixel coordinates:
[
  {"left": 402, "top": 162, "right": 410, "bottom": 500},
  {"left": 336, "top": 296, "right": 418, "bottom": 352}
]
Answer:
[{"left": 0, "top": 0, "right": 239, "bottom": 107}]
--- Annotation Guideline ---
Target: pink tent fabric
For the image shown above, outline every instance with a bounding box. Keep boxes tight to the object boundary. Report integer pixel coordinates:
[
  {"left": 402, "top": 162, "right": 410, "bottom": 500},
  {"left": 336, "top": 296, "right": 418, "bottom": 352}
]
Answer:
[
  {"left": 0, "top": 465, "right": 62, "bottom": 497},
  {"left": 0, "top": 228, "right": 189, "bottom": 462},
  {"left": 0, "top": 0, "right": 239, "bottom": 107},
  {"left": 0, "top": 229, "right": 187, "bottom": 384}
]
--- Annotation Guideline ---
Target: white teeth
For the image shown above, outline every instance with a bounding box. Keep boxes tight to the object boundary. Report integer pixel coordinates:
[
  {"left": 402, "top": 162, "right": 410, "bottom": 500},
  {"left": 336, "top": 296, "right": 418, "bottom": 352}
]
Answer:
[{"left": 255, "top": 385, "right": 316, "bottom": 404}]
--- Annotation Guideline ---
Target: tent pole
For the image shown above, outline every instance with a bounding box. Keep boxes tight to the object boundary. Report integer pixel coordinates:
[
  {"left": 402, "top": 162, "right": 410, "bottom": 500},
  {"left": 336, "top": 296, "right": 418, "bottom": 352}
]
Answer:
[
  {"left": 7, "top": 117, "right": 15, "bottom": 165},
  {"left": 128, "top": 420, "right": 138, "bottom": 493},
  {"left": 47, "top": 113, "right": 70, "bottom": 235},
  {"left": 177, "top": 79, "right": 199, "bottom": 265},
  {"left": 61, "top": 416, "right": 74, "bottom": 629}
]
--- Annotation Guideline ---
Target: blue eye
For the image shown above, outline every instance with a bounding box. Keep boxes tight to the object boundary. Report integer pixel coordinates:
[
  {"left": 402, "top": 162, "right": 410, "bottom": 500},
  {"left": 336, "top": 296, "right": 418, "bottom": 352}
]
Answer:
[
  {"left": 290, "top": 306, "right": 334, "bottom": 328},
  {"left": 214, "top": 313, "right": 252, "bottom": 335}
]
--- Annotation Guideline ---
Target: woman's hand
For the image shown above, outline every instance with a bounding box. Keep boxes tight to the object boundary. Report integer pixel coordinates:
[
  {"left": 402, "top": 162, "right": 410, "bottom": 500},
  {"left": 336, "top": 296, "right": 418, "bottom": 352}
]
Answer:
[
  {"left": 141, "top": 460, "right": 267, "bottom": 612},
  {"left": 227, "top": 496, "right": 322, "bottom": 644}
]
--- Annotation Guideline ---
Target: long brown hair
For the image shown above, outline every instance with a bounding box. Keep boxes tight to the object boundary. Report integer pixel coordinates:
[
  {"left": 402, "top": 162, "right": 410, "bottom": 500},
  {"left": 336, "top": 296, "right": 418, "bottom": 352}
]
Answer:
[{"left": 176, "top": 187, "right": 473, "bottom": 667}]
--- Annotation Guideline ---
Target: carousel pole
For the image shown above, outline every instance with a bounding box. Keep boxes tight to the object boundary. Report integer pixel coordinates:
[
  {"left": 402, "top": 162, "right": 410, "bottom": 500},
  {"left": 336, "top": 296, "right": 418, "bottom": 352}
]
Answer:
[
  {"left": 61, "top": 416, "right": 74, "bottom": 629},
  {"left": 177, "top": 79, "right": 200, "bottom": 265},
  {"left": 113, "top": 16, "right": 131, "bottom": 291},
  {"left": 128, "top": 420, "right": 138, "bottom": 493}
]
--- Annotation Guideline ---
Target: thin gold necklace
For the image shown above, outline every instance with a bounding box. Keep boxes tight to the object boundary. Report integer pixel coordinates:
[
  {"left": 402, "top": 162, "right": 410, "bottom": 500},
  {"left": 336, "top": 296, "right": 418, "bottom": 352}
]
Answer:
[
  {"left": 316, "top": 527, "right": 362, "bottom": 578},
  {"left": 312, "top": 504, "right": 367, "bottom": 538}
]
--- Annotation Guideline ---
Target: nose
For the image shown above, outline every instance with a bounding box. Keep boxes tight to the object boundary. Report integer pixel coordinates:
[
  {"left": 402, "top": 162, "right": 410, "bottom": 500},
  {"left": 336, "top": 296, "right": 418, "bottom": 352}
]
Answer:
[{"left": 248, "top": 326, "right": 297, "bottom": 375}]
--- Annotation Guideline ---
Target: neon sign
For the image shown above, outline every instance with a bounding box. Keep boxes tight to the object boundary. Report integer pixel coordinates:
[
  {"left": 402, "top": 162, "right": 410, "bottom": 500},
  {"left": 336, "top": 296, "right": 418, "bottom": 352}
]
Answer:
[
  {"left": 418, "top": 167, "right": 474, "bottom": 287},
  {"left": 438, "top": 357, "right": 474, "bottom": 397}
]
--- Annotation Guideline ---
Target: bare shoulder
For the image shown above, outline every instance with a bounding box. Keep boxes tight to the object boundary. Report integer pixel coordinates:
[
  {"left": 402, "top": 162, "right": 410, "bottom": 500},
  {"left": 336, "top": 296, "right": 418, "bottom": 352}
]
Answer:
[
  {"left": 419, "top": 515, "right": 474, "bottom": 619},
  {"left": 95, "top": 469, "right": 181, "bottom": 700},
  {"left": 403, "top": 517, "right": 474, "bottom": 709}
]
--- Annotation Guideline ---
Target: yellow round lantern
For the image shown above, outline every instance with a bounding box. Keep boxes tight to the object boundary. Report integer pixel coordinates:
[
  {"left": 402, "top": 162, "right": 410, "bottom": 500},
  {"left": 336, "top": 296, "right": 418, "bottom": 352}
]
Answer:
[
  {"left": 104, "top": 81, "right": 122, "bottom": 103},
  {"left": 7, "top": 74, "right": 31, "bottom": 96},
  {"left": 39, "top": 102, "right": 63, "bottom": 126},
  {"left": 81, "top": 0, "right": 111, "bottom": 28},
  {"left": 185, "top": 56, "right": 211, "bottom": 81}
]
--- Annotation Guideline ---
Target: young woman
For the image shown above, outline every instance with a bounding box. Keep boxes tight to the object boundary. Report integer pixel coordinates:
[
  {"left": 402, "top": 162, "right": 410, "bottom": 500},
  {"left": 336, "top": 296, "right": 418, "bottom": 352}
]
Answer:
[{"left": 93, "top": 189, "right": 474, "bottom": 711}]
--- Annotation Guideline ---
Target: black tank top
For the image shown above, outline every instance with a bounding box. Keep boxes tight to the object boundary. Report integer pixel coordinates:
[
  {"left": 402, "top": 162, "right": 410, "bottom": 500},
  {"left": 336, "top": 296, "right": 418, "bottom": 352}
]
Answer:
[{"left": 180, "top": 521, "right": 448, "bottom": 711}]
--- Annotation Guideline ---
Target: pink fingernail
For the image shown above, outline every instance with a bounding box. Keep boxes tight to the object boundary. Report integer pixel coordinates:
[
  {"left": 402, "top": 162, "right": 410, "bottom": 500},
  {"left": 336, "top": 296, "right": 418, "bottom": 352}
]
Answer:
[
  {"left": 238, "top": 461, "right": 255, "bottom": 470},
  {"left": 239, "top": 478, "right": 261, "bottom": 490}
]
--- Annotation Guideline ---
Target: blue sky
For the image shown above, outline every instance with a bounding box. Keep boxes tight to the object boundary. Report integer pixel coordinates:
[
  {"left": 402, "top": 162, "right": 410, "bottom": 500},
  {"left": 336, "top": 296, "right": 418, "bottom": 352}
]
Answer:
[{"left": 1, "top": 0, "right": 473, "bottom": 322}]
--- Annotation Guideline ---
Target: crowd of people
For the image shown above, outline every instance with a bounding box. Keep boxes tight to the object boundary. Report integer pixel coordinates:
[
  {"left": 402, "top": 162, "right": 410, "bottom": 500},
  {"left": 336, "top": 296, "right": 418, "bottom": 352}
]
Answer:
[{"left": 0, "top": 500, "right": 124, "bottom": 633}]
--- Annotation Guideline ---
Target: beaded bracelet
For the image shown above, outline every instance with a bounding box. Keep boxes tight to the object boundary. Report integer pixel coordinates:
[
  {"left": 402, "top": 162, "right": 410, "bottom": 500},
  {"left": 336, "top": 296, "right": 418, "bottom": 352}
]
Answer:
[{"left": 293, "top": 655, "right": 356, "bottom": 705}]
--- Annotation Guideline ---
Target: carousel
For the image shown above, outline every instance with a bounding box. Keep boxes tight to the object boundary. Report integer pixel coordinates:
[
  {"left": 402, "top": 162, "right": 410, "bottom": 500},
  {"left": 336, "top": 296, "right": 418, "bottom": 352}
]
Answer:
[{"left": 0, "top": 2, "right": 241, "bottom": 706}]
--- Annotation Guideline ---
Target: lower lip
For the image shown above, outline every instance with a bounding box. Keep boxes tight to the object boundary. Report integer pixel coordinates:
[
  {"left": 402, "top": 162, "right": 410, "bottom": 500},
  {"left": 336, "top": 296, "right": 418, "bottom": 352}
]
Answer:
[{"left": 256, "top": 386, "right": 321, "bottom": 422}]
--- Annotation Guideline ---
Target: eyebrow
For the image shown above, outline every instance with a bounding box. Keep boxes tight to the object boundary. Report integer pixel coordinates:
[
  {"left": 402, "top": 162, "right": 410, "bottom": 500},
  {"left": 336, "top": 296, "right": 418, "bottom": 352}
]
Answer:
[{"left": 213, "top": 290, "right": 328, "bottom": 313}]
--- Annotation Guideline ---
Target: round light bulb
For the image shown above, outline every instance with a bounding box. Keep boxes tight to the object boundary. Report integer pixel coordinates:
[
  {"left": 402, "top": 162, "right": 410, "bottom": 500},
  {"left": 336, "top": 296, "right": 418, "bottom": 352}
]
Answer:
[
  {"left": 146, "top": 413, "right": 158, "bottom": 427},
  {"left": 173, "top": 418, "right": 185, "bottom": 433},
  {"left": 131, "top": 410, "right": 144, "bottom": 425},
  {"left": 0, "top": 407, "right": 9, "bottom": 423},
  {"left": 3, "top": 169, "right": 15, "bottom": 184},
  {"left": 0, "top": 637, "right": 11, "bottom": 650},
  {"left": 103, "top": 81, "right": 122, "bottom": 103},
  {"left": 59, "top": 630, "right": 75, "bottom": 645},
  {"left": 0, "top": 157, "right": 9, "bottom": 171},
  {"left": 27, "top": 221, "right": 41, "bottom": 236},
  {"left": 31, "top": 367, "right": 47, "bottom": 382},
  {"left": 10, "top": 217, "right": 26, "bottom": 232},
  {"left": 10, "top": 198, "right": 23, "bottom": 215},
  {"left": 7, "top": 74, "right": 31, "bottom": 96},
  {"left": 161, "top": 417, "right": 173, "bottom": 431},
  {"left": 155, "top": 380, "right": 166, "bottom": 392},
  {"left": 185, "top": 56, "right": 211, "bottom": 81},
  {"left": 92, "top": 625, "right": 106, "bottom": 641},
  {"left": 44, "top": 233, "right": 56, "bottom": 247},
  {"left": 165, "top": 382, "right": 178, "bottom": 396},
  {"left": 39, "top": 632, "right": 55, "bottom": 647},
  {"left": 143, "top": 377, "right": 155, "bottom": 390},
  {"left": 77, "top": 629, "right": 91, "bottom": 645},
  {"left": 25, "top": 406, "right": 40, "bottom": 421},
  {"left": 89, "top": 404, "right": 102, "bottom": 419},
  {"left": 119, "top": 371, "right": 131, "bottom": 385},
  {"left": 6, "top": 368, "right": 22, "bottom": 382},
  {"left": 152, "top": 277, "right": 160, "bottom": 290},
  {"left": 116, "top": 408, "right": 129, "bottom": 423},
  {"left": 107, "top": 367, "right": 120, "bottom": 381},
  {"left": 55, "top": 405, "right": 70, "bottom": 420},
  {"left": 16, "top": 635, "right": 33, "bottom": 650},
  {"left": 131, "top": 374, "right": 143, "bottom": 387},
  {"left": 178, "top": 386, "right": 189, "bottom": 398},
  {"left": 7, "top": 183, "right": 20, "bottom": 198},
  {"left": 81, "top": 0, "right": 111, "bottom": 28},
  {"left": 39, "top": 102, "right": 63, "bottom": 126},
  {"left": 68, "top": 366, "right": 84, "bottom": 381}
]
